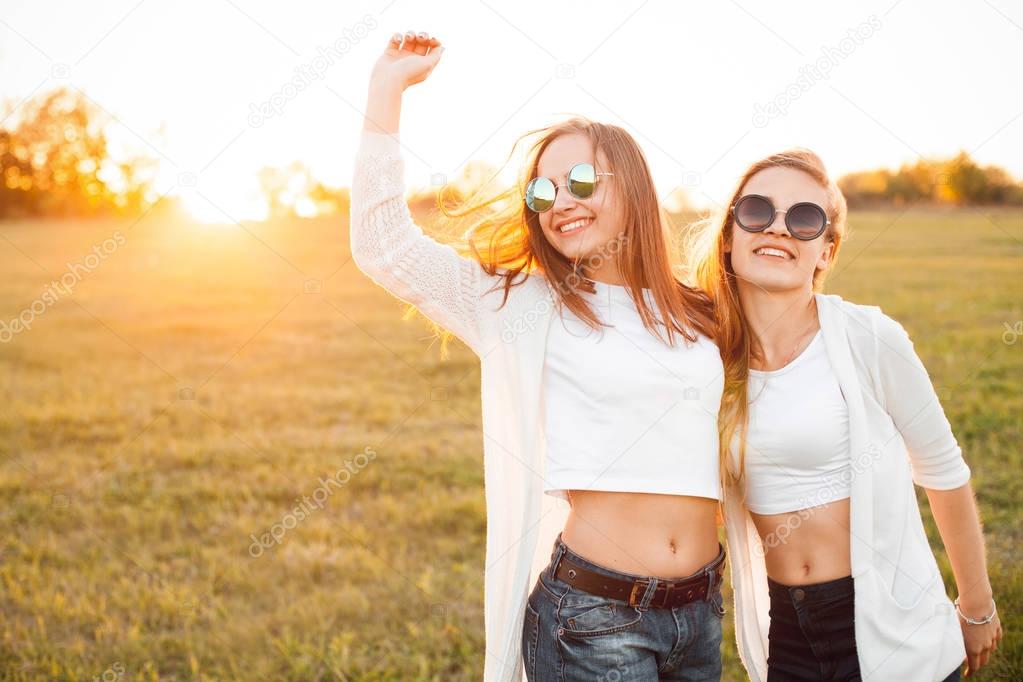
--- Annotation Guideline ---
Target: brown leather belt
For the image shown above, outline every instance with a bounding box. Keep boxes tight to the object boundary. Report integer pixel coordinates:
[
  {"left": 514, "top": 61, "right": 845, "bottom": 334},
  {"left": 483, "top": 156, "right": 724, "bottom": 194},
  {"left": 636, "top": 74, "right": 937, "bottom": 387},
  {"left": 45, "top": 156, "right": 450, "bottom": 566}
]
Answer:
[{"left": 553, "top": 544, "right": 725, "bottom": 609}]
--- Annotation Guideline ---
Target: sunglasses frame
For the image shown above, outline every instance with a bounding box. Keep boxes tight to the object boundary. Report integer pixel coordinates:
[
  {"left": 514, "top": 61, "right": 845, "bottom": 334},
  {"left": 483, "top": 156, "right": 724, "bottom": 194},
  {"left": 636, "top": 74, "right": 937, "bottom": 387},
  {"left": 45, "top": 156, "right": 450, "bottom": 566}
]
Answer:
[
  {"left": 731, "top": 193, "right": 830, "bottom": 241},
  {"left": 524, "top": 162, "right": 614, "bottom": 213}
]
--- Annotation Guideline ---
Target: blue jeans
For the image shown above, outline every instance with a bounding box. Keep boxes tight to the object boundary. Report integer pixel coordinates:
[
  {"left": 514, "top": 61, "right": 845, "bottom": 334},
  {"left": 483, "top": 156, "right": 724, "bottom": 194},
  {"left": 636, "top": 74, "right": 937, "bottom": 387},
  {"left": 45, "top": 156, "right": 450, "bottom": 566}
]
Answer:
[
  {"left": 767, "top": 575, "right": 961, "bottom": 682},
  {"left": 522, "top": 532, "right": 725, "bottom": 681}
]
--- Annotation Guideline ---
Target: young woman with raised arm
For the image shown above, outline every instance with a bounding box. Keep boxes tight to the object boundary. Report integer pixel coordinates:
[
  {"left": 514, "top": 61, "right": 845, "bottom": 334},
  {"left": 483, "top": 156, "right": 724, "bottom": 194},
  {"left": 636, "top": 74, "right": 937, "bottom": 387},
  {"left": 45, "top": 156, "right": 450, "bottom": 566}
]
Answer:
[{"left": 352, "top": 30, "right": 728, "bottom": 681}]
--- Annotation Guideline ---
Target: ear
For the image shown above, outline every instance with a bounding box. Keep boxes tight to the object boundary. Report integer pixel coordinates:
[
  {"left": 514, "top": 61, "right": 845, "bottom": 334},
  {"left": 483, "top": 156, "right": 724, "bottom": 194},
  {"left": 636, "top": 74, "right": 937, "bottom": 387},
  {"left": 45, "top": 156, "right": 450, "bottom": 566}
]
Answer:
[{"left": 816, "top": 240, "right": 835, "bottom": 271}]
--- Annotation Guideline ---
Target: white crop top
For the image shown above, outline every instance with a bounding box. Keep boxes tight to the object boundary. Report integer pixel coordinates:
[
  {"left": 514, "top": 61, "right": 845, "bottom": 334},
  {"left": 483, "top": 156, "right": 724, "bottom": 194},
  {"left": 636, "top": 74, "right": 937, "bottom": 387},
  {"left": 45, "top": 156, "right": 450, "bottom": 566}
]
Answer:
[
  {"left": 730, "top": 330, "right": 851, "bottom": 515},
  {"left": 542, "top": 279, "right": 724, "bottom": 501}
]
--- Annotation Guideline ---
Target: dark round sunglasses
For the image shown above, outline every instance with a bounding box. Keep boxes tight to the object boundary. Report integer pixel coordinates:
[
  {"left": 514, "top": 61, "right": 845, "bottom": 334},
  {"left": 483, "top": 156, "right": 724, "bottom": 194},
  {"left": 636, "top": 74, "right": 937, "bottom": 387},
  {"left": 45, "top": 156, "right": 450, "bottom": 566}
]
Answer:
[
  {"left": 525, "top": 163, "right": 614, "bottom": 213},
  {"left": 732, "top": 194, "right": 830, "bottom": 240}
]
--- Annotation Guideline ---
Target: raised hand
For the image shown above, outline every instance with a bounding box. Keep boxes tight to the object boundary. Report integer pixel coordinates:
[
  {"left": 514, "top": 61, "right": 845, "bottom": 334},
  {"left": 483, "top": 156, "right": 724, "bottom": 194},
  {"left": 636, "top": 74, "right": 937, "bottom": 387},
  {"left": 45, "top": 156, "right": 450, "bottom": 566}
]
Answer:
[{"left": 370, "top": 31, "right": 444, "bottom": 93}]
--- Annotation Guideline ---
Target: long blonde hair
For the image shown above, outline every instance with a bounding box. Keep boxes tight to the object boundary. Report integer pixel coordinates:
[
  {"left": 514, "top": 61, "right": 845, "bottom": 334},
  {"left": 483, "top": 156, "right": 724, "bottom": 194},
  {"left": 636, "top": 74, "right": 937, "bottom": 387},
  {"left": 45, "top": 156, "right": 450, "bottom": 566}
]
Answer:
[
  {"left": 434, "top": 116, "right": 715, "bottom": 351},
  {"left": 688, "top": 149, "right": 848, "bottom": 485}
]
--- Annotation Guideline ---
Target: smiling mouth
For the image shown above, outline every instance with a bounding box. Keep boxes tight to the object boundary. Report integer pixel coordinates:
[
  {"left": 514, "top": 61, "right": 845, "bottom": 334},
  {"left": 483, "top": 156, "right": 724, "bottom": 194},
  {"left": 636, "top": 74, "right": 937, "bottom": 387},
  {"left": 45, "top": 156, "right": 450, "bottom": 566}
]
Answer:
[
  {"left": 753, "top": 247, "right": 794, "bottom": 260},
  {"left": 556, "top": 217, "right": 593, "bottom": 235}
]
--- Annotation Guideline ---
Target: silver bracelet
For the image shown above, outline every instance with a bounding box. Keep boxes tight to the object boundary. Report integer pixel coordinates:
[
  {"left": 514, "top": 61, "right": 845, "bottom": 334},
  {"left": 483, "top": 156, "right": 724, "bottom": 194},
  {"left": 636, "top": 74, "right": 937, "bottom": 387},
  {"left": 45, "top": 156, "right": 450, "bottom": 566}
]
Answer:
[{"left": 954, "top": 596, "right": 997, "bottom": 625}]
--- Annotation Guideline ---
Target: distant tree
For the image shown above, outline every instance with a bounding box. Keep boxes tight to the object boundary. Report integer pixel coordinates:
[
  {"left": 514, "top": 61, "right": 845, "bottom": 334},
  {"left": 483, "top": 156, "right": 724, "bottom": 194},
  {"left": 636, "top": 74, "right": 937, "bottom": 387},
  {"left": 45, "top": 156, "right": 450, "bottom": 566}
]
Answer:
[
  {"left": 891, "top": 160, "right": 935, "bottom": 204},
  {"left": 0, "top": 128, "right": 34, "bottom": 216},
  {"left": 256, "top": 161, "right": 350, "bottom": 219},
  {"left": 0, "top": 86, "right": 159, "bottom": 218},
  {"left": 257, "top": 164, "right": 292, "bottom": 219},
  {"left": 308, "top": 182, "right": 349, "bottom": 216},
  {"left": 839, "top": 151, "right": 1022, "bottom": 207},
  {"left": 839, "top": 169, "right": 891, "bottom": 206}
]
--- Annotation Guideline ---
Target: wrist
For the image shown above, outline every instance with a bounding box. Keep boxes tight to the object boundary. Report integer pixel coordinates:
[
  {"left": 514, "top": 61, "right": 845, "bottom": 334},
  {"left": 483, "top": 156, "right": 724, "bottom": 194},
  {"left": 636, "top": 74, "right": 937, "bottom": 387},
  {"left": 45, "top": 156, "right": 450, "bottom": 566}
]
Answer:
[
  {"left": 958, "top": 598, "right": 995, "bottom": 619},
  {"left": 957, "top": 585, "right": 994, "bottom": 613},
  {"left": 368, "top": 74, "right": 405, "bottom": 98},
  {"left": 954, "top": 594, "right": 996, "bottom": 624},
  {"left": 363, "top": 80, "right": 403, "bottom": 136}
]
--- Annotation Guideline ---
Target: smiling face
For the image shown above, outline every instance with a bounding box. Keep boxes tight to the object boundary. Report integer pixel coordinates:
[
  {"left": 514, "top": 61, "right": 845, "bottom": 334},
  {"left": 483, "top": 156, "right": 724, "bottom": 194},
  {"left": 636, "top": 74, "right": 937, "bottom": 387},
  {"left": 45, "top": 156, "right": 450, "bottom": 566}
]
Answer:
[
  {"left": 534, "top": 133, "right": 626, "bottom": 275},
  {"left": 726, "top": 166, "right": 835, "bottom": 294}
]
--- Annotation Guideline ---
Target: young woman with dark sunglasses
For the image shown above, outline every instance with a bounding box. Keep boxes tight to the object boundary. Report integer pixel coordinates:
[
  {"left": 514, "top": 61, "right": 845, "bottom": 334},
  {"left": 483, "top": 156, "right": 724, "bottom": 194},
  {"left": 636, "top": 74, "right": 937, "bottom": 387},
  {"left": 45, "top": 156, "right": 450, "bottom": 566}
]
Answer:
[
  {"left": 351, "top": 31, "right": 729, "bottom": 681},
  {"left": 690, "top": 151, "right": 1002, "bottom": 681}
]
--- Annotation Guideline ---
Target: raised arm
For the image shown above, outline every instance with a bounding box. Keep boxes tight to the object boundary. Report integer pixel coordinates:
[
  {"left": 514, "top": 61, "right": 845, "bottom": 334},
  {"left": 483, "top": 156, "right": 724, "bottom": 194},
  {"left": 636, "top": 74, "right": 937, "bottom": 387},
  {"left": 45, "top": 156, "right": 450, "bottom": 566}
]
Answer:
[
  {"left": 875, "top": 313, "right": 1001, "bottom": 677},
  {"left": 349, "top": 31, "right": 485, "bottom": 355}
]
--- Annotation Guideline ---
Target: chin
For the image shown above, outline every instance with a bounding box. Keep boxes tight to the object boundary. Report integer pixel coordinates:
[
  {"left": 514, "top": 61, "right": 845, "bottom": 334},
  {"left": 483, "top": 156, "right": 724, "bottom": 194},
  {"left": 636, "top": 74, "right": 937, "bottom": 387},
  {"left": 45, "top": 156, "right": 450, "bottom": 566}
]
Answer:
[
  {"left": 758, "top": 277, "right": 804, "bottom": 293},
  {"left": 556, "top": 245, "right": 590, "bottom": 262},
  {"left": 550, "top": 245, "right": 580, "bottom": 261},
  {"left": 738, "top": 268, "right": 799, "bottom": 293}
]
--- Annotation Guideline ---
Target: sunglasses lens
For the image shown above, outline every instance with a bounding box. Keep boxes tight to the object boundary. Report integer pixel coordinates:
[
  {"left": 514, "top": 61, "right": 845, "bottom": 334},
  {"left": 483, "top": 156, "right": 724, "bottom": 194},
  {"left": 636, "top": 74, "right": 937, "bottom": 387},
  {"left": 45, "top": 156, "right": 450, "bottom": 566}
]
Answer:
[
  {"left": 787, "top": 203, "right": 827, "bottom": 239},
  {"left": 567, "top": 163, "right": 597, "bottom": 199},
  {"left": 525, "top": 176, "right": 556, "bottom": 212},
  {"left": 734, "top": 195, "right": 774, "bottom": 230}
]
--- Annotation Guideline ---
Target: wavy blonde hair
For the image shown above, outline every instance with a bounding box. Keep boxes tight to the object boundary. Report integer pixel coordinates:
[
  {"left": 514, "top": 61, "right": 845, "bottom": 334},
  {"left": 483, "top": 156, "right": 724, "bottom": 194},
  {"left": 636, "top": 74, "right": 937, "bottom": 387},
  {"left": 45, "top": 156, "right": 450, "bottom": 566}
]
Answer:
[{"left": 687, "top": 149, "right": 849, "bottom": 486}]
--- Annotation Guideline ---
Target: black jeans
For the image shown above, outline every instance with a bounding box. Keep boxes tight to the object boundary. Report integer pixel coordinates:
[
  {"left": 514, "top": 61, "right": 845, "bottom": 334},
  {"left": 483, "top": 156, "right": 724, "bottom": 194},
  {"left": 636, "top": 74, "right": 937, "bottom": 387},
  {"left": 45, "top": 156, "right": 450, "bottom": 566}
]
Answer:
[{"left": 766, "top": 575, "right": 960, "bottom": 682}]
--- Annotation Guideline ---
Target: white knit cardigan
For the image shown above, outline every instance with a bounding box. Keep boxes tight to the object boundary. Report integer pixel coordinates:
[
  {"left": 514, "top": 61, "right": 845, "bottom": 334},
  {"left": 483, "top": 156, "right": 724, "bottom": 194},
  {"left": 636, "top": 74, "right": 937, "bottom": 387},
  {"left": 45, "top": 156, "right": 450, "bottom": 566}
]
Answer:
[
  {"left": 724, "top": 293, "right": 971, "bottom": 681},
  {"left": 350, "top": 130, "right": 572, "bottom": 682}
]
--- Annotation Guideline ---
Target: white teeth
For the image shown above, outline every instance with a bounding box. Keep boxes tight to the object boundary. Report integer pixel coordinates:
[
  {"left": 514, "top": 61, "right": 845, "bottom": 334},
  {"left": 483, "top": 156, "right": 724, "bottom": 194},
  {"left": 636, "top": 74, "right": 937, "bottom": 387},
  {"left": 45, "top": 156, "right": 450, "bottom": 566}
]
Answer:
[
  {"left": 558, "top": 218, "right": 592, "bottom": 233},
  {"left": 755, "top": 247, "right": 791, "bottom": 259}
]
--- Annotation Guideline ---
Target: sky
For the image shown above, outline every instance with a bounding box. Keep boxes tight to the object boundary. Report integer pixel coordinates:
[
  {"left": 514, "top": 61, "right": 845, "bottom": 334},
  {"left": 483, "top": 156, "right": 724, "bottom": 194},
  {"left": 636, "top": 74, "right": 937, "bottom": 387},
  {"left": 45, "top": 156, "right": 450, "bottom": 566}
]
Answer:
[{"left": 1, "top": 0, "right": 1022, "bottom": 221}]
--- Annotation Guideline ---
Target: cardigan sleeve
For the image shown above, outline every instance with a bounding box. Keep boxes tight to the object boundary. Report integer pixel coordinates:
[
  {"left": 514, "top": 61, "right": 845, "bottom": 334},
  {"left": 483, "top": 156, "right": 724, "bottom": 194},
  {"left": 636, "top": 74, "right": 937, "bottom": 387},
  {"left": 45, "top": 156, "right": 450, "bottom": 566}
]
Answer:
[
  {"left": 874, "top": 311, "right": 971, "bottom": 490},
  {"left": 349, "top": 130, "right": 485, "bottom": 356}
]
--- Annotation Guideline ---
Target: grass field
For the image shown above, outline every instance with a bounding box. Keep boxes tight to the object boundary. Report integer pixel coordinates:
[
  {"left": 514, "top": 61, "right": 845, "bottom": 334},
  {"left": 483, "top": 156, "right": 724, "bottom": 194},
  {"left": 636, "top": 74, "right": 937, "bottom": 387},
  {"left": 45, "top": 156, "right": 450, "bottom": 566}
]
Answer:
[{"left": 1, "top": 208, "right": 1020, "bottom": 680}]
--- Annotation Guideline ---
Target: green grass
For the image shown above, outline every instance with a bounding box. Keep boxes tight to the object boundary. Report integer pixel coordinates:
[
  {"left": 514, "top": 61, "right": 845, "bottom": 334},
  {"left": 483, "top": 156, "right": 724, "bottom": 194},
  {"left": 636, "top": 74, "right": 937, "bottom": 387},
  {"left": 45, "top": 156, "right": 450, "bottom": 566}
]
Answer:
[{"left": 1, "top": 208, "right": 1020, "bottom": 680}]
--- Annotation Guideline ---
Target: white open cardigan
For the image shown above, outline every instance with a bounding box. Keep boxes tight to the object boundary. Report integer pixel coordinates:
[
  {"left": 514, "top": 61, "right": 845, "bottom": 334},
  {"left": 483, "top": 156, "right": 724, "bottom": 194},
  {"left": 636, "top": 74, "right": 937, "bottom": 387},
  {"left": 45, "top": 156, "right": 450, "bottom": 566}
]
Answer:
[
  {"left": 724, "top": 293, "right": 971, "bottom": 681},
  {"left": 351, "top": 130, "right": 574, "bottom": 681}
]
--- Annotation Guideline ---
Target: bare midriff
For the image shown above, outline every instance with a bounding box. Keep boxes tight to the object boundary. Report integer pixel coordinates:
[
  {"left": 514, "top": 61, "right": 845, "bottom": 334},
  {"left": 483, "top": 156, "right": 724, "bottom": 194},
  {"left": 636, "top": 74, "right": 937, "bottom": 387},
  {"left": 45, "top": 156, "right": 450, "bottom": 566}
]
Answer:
[
  {"left": 561, "top": 489, "right": 721, "bottom": 579},
  {"left": 750, "top": 498, "right": 852, "bottom": 585}
]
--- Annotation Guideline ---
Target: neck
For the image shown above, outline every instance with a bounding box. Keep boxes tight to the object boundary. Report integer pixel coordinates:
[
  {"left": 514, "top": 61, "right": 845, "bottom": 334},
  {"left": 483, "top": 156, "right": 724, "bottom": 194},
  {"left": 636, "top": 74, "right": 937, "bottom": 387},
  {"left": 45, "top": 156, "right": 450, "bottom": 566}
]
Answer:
[
  {"left": 736, "top": 281, "right": 819, "bottom": 367},
  {"left": 582, "top": 259, "right": 626, "bottom": 285}
]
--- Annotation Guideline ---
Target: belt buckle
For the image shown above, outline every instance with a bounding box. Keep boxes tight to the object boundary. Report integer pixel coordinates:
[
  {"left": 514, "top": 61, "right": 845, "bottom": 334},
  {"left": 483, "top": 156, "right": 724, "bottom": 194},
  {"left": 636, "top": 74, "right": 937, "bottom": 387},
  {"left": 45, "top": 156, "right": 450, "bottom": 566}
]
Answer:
[{"left": 628, "top": 578, "right": 650, "bottom": 607}]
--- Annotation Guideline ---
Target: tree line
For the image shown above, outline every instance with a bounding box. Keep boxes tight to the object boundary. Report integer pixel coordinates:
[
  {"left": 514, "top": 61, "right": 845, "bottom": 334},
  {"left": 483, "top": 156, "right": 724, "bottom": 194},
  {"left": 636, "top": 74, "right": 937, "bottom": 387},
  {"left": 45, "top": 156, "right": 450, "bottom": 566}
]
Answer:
[
  {"left": 839, "top": 152, "right": 1023, "bottom": 207},
  {"left": 1, "top": 87, "right": 1021, "bottom": 220}
]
